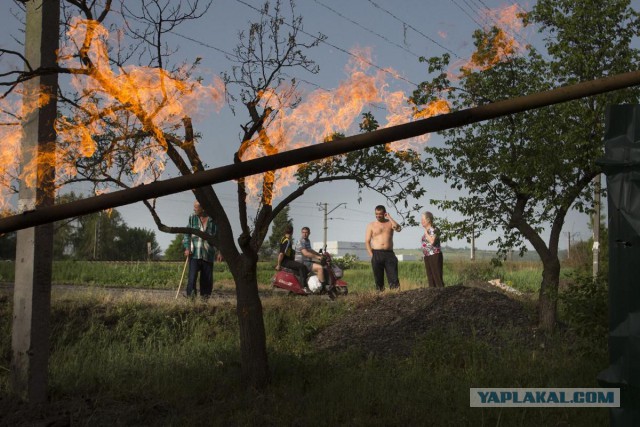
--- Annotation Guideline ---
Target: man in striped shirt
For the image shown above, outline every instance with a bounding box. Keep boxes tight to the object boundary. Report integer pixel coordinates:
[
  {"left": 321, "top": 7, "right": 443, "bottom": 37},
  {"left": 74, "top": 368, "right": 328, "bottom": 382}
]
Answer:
[{"left": 183, "top": 201, "right": 217, "bottom": 298}]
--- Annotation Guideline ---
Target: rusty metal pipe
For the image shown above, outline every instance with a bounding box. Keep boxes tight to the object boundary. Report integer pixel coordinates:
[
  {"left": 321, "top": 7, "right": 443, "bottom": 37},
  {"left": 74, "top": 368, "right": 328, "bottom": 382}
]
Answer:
[{"left": 1, "top": 70, "right": 640, "bottom": 233}]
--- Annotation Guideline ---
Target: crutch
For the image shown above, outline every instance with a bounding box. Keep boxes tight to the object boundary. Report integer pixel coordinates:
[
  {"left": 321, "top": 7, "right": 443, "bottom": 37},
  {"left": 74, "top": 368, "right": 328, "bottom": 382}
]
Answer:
[{"left": 175, "top": 256, "right": 189, "bottom": 299}]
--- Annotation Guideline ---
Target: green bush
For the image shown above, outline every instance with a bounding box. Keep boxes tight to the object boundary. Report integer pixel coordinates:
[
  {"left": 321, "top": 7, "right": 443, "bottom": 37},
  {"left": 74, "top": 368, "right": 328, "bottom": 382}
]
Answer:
[
  {"left": 560, "top": 273, "right": 608, "bottom": 338},
  {"left": 453, "top": 260, "right": 497, "bottom": 283},
  {"left": 332, "top": 253, "right": 358, "bottom": 270}
]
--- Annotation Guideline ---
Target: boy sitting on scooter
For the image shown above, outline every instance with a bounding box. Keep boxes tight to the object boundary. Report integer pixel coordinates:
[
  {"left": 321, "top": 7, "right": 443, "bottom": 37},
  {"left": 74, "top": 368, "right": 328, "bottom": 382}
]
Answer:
[{"left": 275, "top": 224, "right": 310, "bottom": 294}]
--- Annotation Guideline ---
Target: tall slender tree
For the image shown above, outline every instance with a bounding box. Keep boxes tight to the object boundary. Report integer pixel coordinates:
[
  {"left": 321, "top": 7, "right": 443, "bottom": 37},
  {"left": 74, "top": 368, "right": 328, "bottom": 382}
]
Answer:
[
  {"left": 164, "top": 234, "right": 185, "bottom": 261},
  {"left": 267, "top": 205, "right": 292, "bottom": 253}
]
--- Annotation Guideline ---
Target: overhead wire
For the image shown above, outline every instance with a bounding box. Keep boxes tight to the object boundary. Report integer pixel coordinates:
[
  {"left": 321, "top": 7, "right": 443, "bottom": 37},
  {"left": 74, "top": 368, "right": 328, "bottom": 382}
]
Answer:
[
  {"left": 473, "top": 0, "right": 493, "bottom": 9},
  {"left": 112, "top": 7, "right": 238, "bottom": 59},
  {"left": 312, "top": 0, "right": 421, "bottom": 59},
  {"left": 449, "top": 0, "right": 486, "bottom": 30},
  {"left": 168, "top": 30, "right": 238, "bottom": 59},
  {"left": 461, "top": 0, "right": 491, "bottom": 26},
  {"left": 118, "top": 1, "right": 419, "bottom": 97},
  {"left": 233, "top": 0, "right": 420, "bottom": 87},
  {"left": 365, "top": 0, "right": 462, "bottom": 59},
  {"left": 464, "top": 0, "right": 531, "bottom": 46}
]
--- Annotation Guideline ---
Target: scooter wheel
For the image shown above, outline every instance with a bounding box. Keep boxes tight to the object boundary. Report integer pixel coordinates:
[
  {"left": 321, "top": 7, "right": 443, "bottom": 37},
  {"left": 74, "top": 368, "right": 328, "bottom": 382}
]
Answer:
[{"left": 337, "top": 287, "right": 348, "bottom": 296}]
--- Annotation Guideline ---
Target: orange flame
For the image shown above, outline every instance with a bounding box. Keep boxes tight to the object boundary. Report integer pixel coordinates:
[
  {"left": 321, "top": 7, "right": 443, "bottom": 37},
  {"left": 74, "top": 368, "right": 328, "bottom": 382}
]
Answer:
[
  {"left": 2, "top": 19, "right": 452, "bottom": 211},
  {"left": 483, "top": 4, "right": 525, "bottom": 35},
  {"left": 450, "top": 3, "right": 527, "bottom": 78},
  {"left": 1, "top": 18, "right": 226, "bottom": 211},
  {"left": 55, "top": 18, "right": 225, "bottom": 187},
  {"left": 0, "top": 82, "right": 58, "bottom": 210},
  {"left": 0, "top": 100, "right": 24, "bottom": 212},
  {"left": 237, "top": 47, "right": 448, "bottom": 202}
]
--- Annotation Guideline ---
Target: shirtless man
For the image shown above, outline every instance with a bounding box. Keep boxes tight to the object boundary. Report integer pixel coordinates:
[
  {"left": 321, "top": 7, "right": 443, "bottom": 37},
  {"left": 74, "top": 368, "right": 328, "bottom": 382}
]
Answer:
[{"left": 365, "top": 205, "right": 402, "bottom": 291}]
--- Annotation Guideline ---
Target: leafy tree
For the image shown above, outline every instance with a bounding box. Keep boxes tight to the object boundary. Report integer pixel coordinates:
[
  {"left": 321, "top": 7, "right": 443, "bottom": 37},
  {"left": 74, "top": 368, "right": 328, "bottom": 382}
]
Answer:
[
  {"left": 73, "top": 210, "right": 127, "bottom": 260},
  {"left": 164, "top": 234, "right": 185, "bottom": 261},
  {"left": 1, "top": 0, "right": 429, "bottom": 387},
  {"left": 0, "top": 232, "right": 16, "bottom": 260},
  {"left": 266, "top": 205, "right": 292, "bottom": 254},
  {"left": 68, "top": 209, "right": 161, "bottom": 261},
  {"left": 52, "top": 192, "right": 83, "bottom": 259},
  {"left": 117, "top": 227, "right": 162, "bottom": 261},
  {"left": 412, "top": 0, "right": 640, "bottom": 330}
]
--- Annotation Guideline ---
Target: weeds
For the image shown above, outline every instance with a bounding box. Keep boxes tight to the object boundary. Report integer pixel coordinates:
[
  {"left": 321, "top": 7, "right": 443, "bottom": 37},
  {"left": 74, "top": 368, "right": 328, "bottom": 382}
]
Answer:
[
  {"left": 0, "top": 288, "right": 609, "bottom": 426},
  {"left": 0, "top": 259, "right": 548, "bottom": 299},
  {"left": 559, "top": 273, "right": 609, "bottom": 339}
]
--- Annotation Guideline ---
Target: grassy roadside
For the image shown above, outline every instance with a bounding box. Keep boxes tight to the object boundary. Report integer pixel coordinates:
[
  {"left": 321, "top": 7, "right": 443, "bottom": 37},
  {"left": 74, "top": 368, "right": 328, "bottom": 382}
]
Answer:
[
  {"left": 0, "top": 259, "right": 549, "bottom": 295},
  {"left": 0, "top": 288, "right": 608, "bottom": 426}
]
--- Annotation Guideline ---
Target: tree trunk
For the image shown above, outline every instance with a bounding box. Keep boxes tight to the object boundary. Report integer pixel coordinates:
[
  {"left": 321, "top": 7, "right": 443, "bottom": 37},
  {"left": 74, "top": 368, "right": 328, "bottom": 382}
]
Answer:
[
  {"left": 537, "top": 257, "right": 560, "bottom": 331},
  {"left": 230, "top": 253, "right": 270, "bottom": 389}
]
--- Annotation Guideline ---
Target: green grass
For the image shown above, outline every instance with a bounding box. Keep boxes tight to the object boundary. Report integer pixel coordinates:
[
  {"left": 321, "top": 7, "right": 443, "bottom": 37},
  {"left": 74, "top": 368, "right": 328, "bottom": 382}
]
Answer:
[
  {"left": 370, "top": 259, "right": 543, "bottom": 294},
  {"left": 0, "top": 259, "right": 547, "bottom": 298},
  {"left": 0, "top": 291, "right": 608, "bottom": 426},
  {"left": 0, "top": 260, "right": 276, "bottom": 290}
]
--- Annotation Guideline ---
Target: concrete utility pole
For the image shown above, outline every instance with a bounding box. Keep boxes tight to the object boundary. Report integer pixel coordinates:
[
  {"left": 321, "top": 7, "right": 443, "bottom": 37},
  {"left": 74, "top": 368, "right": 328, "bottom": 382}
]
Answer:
[
  {"left": 593, "top": 175, "right": 601, "bottom": 276},
  {"left": 92, "top": 212, "right": 102, "bottom": 260},
  {"left": 565, "top": 231, "right": 572, "bottom": 259},
  {"left": 470, "top": 221, "right": 476, "bottom": 261},
  {"left": 11, "top": 0, "right": 60, "bottom": 403},
  {"left": 564, "top": 231, "right": 579, "bottom": 260},
  {"left": 317, "top": 202, "right": 346, "bottom": 249}
]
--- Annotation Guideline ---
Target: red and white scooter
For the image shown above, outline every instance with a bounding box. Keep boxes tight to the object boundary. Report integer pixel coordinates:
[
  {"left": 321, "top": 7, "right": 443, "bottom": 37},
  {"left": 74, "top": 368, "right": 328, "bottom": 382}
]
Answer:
[{"left": 271, "top": 251, "right": 348, "bottom": 297}]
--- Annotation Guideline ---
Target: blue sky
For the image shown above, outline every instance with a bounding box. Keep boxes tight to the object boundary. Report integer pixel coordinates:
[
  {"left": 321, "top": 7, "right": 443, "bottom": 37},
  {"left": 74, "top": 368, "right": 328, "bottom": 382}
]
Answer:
[{"left": 2, "top": 0, "right": 620, "bottom": 253}]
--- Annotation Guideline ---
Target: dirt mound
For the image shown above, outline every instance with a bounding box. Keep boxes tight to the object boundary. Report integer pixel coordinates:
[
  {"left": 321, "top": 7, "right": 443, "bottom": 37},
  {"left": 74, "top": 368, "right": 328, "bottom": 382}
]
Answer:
[{"left": 315, "top": 285, "right": 533, "bottom": 357}]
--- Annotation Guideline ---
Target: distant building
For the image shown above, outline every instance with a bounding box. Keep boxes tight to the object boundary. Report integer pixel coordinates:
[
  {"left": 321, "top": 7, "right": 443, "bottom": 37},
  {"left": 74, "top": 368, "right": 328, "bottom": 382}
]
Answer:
[
  {"left": 313, "top": 241, "right": 370, "bottom": 261},
  {"left": 312, "top": 241, "right": 420, "bottom": 262}
]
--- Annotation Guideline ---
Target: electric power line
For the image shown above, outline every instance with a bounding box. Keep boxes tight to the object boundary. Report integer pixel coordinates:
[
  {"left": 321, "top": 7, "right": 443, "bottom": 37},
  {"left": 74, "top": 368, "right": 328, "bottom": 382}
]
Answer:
[
  {"left": 234, "top": 0, "right": 421, "bottom": 87},
  {"left": 465, "top": 0, "right": 530, "bottom": 46},
  {"left": 473, "top": 0, "right": 493, "bottom": 10},
  {"left": 118, "top": 3, "right": 414, "bottom": 96},
  {"left": 449, "top": 0, "right": 486, "bottom": 30},
  {"left": 461, "top": 0, "right": 491, "bottom": 26},
  {"left": 112, "top": 8, "right": 238, "bottom": 60},
  {"left": 313, "top": 0, "right": 421, "bottom": 59},
  {"left": 168, "top": 30, "right": 238, "bottom": 59},
  {"left": 365, "top": 0, "right": 462, "bottom": 59}
]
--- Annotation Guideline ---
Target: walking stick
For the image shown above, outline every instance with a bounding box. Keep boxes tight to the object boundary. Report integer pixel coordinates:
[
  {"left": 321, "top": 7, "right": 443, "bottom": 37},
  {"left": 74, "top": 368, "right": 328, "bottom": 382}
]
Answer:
[{"left": 175, "top": 256, "right": 189, "bottom": 299}]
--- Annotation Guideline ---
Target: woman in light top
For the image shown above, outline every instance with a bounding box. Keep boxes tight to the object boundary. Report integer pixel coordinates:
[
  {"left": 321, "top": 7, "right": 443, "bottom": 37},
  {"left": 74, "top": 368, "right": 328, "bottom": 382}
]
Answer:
[{"left": 421, "top": 211, "right": 444, "bottom": 288}]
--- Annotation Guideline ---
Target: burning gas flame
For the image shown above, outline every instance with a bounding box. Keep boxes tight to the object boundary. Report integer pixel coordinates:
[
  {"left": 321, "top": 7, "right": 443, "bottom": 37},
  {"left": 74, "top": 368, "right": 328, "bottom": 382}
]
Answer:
[
  {"left": 1, "top": 17, "right": 226, "bottom": 211},
  {"left": 238, "top": 47, "right": 449, "bottom": 204},
  {"left": 451, "top": 3, "right": 528, "bottom": 78},
  {"left": 2, "top": 18, "right": 453, "bottom": 212},
  {"left": 0, "top": 102, "right": 23, "bottom": 212},
  {"left": 57, "top": 18, "right": 225, "bottom": 186},
  {"left": 483, "top": 4, "right": 526, "bottom": 36},
  {"left": 0, "top": 83, "right": 57, "bottom": 211}
]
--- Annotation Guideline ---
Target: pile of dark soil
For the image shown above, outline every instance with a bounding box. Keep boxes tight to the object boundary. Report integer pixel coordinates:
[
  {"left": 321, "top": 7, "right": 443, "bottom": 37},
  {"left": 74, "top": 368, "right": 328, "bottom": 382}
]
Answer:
[{"left": 314, "top": 285, "right": 535, "bottom": 357}]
